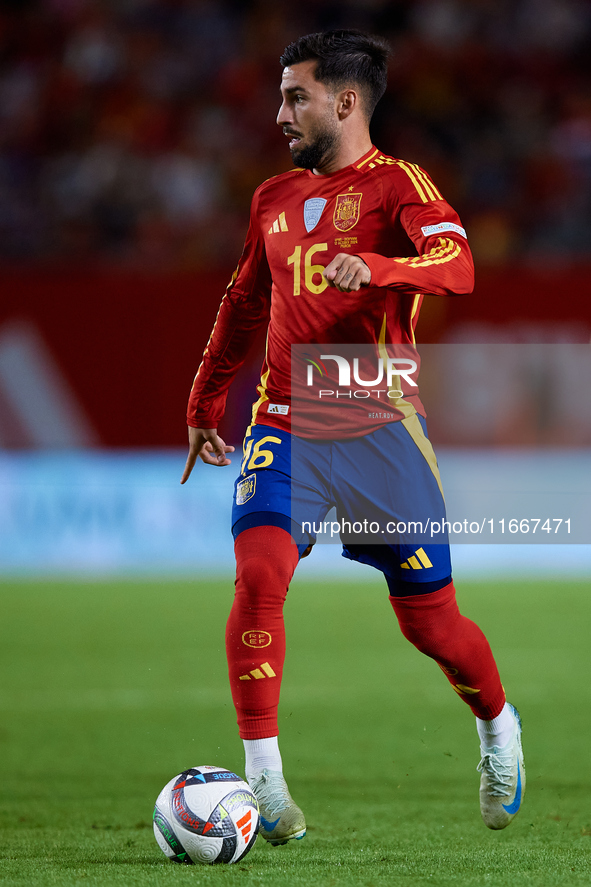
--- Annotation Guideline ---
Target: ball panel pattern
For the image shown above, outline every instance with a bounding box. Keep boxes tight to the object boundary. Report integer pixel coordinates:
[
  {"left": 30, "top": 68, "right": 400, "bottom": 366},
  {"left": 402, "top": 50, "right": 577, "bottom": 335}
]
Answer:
[{"left": 153, "top": 766, "right": 260, "bottom": 865}]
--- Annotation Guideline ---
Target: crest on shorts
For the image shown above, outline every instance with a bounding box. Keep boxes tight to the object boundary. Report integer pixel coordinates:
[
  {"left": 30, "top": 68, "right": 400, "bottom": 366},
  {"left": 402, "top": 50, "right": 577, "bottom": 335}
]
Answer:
[
  {"left": 333, "top": 192, "right": 362, "bottom": 232},
  {"left": 236, "top": 474, "right": 256, "bottom": 505},
  {"left": 303, "top": 198, "right": 327, "bottom": 232}
]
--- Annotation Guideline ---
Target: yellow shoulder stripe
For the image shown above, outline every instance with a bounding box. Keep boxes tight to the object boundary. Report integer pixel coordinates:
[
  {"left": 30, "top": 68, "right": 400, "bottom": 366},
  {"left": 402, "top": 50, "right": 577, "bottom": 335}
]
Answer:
[{"left": 395, "top": 160, "right": 443, "bottom": 202}]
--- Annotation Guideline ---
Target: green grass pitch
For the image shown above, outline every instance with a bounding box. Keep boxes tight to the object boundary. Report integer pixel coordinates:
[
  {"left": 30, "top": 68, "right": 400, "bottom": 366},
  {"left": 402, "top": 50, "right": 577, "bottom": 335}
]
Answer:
[{"left": 1, "top": 573, "right": 590, "bottom": 886}]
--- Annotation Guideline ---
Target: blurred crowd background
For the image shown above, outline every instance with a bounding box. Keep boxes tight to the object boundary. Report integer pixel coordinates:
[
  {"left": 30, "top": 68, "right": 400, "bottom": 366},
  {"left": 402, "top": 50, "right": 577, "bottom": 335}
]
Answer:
[
  {"left": 1, "top": 0, "right": 590, "bottom": 449},
  {"left": 1, "top": 0, "right": 590, "bottom": 574},
  {"left": 2, "top": 0, "right": 591, "bottom": 269}
]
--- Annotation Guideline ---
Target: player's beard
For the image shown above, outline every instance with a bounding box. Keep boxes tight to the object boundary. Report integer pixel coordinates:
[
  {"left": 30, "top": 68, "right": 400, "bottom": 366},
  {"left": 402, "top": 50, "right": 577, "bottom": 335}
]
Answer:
[{"left": 289, "top": 119, "right": 340, "bottom": 171}]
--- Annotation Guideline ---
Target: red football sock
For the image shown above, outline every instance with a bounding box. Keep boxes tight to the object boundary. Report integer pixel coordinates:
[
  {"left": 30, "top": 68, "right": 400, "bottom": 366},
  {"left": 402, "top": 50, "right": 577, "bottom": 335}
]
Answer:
[
  {"left": 226, "top": 525, "right": 299, "bottom": 740},
  {"left": 389, "top": 581, "right": 506, "bottom": 719}
]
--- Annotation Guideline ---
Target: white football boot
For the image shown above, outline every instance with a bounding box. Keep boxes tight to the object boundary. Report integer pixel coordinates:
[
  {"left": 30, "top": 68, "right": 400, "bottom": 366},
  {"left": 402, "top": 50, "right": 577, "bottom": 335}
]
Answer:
[
  {"left": 247, "top": 769, "right": 306, "bottom": 846},
  {"left": 477, "top": 702, "right": 525, "bottom": 829}
]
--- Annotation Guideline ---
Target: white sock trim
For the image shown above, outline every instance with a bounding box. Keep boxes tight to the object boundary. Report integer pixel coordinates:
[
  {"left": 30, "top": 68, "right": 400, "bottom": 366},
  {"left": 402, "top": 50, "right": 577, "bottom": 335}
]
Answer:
[
  {"left": 244, "top": 736, "right": 282, "bottom": 780},
  {"left": 476, "top": 702, "right": 515, "bottom": 749}
]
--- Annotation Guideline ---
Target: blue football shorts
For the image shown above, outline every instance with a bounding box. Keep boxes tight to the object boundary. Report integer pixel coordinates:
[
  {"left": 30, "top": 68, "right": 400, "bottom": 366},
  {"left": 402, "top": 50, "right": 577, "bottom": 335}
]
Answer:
[{"left": 231, "top": 415, "right": 452, "bottom": 592}]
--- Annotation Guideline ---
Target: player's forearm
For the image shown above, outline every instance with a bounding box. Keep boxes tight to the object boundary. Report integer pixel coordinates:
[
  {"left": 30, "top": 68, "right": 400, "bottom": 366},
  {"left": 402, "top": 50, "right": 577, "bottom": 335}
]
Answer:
[
  {"left": 358, "top": 236, "right": 474, "bottom": 297},
  {"left": 187, "top": 189, "right": 273, "bottom": 428},
  {"left": 187, "top": 388, "right": 228, "bottom": 429},
  {"left": 187, "top": 291, "right": 268, "bottom": 428},
  {"left": 187, "top": 340, "right": 260, "bottom": 428}
]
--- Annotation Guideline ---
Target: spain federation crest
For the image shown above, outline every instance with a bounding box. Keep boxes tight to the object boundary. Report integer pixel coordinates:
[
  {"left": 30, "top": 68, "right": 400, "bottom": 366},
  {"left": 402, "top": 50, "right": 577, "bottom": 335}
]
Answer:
[
  {"left": 333, "top": 192, "right": 362, "bottom": 232},
  {"left": 236, "top": 474, "right": 256, "bottom": 505}
]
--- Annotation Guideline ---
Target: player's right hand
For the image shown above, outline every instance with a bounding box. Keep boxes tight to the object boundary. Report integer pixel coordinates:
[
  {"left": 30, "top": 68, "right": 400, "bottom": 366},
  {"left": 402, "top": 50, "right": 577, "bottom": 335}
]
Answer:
[
  {"left": 180, "top": 427, "right": 235, "bottom": 484},
  {"left": 323, "top": 253, "right": 371, "bottom": 291}
]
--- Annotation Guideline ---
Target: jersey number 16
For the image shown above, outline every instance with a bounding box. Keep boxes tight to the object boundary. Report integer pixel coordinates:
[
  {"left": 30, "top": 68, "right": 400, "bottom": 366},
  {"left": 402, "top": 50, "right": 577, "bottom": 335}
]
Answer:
[{"left": 287, "top": 243, "right": 329, "bottom": 296}]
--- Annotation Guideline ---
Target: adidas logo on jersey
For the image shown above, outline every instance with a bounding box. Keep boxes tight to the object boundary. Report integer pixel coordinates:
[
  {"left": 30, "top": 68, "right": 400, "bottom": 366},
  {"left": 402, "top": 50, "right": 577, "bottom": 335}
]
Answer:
[
  {"left": 239, "top": 662, "right": 276, "bottom": 681},
  {"left": 400, "top": 547, "right": 433, "bottom": 570},
  {"left": 268, "top": 212, "right": 288, "bottom": 234}
]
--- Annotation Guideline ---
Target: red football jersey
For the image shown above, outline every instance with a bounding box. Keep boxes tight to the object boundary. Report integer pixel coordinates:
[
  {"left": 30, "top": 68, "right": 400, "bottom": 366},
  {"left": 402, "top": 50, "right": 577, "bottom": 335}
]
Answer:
[{"left": 187, "top": 145, "right": 473, "bottom": 438}]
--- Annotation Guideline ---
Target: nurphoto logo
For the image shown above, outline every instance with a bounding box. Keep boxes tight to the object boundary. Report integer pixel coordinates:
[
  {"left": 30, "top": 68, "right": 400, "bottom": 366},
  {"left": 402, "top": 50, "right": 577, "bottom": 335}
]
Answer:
[
  {"left": 304, "top": 352, "right": 417, "bottom": 400},
  {"left": 291, "top": 343, "right": 423, "bottom": 438}
]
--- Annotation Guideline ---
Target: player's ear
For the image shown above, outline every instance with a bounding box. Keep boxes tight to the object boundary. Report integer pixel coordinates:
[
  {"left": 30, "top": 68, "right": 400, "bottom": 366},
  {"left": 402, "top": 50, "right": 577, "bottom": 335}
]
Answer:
[{"left": 337, "top": 89, "right": 357, "bottom": 120}]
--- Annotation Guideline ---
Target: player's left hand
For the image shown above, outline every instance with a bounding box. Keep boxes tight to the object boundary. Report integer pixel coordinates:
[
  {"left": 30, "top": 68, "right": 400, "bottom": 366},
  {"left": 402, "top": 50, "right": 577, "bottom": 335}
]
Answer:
[
  {"left": 323, "top": 254, "right": 371, "bottom": 292},
  {"left": 180, "top": 427, "right": 235, "bottom": 484}
]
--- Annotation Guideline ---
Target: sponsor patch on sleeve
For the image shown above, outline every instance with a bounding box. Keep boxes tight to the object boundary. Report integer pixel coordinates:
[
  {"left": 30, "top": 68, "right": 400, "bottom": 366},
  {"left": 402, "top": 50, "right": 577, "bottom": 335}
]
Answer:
[{"left": 421, "top": 222, "right": 467, "bottom": 239}]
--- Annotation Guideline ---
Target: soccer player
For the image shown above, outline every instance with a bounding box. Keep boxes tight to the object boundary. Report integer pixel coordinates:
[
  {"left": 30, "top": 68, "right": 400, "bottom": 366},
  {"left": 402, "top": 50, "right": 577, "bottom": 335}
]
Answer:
[{"left": 181, "top": 30, "right": 525, "bottom": 844}]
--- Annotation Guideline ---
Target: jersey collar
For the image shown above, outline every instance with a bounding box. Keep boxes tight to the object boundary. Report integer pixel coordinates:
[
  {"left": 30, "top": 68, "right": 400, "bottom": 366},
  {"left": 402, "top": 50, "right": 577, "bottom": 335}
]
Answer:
[{"left": 303, "top": 145, "right": 379, "bottom": 179}]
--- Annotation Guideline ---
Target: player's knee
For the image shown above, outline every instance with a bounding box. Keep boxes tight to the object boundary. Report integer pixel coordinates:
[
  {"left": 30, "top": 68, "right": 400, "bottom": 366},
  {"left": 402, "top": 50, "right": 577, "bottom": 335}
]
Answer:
[
  {"left": 235, "top": 554, "right": 293, "bottom": 605},
  {"left": 389, "top": 580, "right": 460, "bottom": 657},
  {"left": 398, "top": 620, "right": 456, "bottom": 658},
  {"left": 233, "top": 525, "right": 298, "bottom": 602},
  {"left": 391, "top": 594, "right": 462, "bottom": 658}
]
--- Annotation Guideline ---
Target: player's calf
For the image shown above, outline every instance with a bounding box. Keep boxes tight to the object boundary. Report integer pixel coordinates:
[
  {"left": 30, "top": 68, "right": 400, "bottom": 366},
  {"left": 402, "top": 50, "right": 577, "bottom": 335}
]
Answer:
[
  {"left": 227, "top": 525, "right": 298, "bottom": 739},
  {"left": 388, "top": 581, "right": 506, "bottom": 720}
]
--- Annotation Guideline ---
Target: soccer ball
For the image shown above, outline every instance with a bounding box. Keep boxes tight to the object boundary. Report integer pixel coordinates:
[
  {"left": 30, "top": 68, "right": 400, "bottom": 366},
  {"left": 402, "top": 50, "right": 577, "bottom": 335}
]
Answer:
[{"left": 153, "top": 765, "right": 260, "bottom": 865}]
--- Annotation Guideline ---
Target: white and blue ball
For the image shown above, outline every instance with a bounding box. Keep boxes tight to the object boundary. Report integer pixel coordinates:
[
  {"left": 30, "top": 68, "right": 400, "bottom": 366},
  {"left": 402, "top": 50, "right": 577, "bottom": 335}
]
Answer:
[{"left": 153, "top": 765, "right": 259, "bottom": 865}]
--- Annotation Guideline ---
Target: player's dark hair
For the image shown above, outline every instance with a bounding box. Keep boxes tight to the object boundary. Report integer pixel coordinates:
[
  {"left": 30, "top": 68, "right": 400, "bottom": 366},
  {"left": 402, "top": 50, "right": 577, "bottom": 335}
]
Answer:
[{"left": 280, "top": 30, "right": 390, "bottom": 119}]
